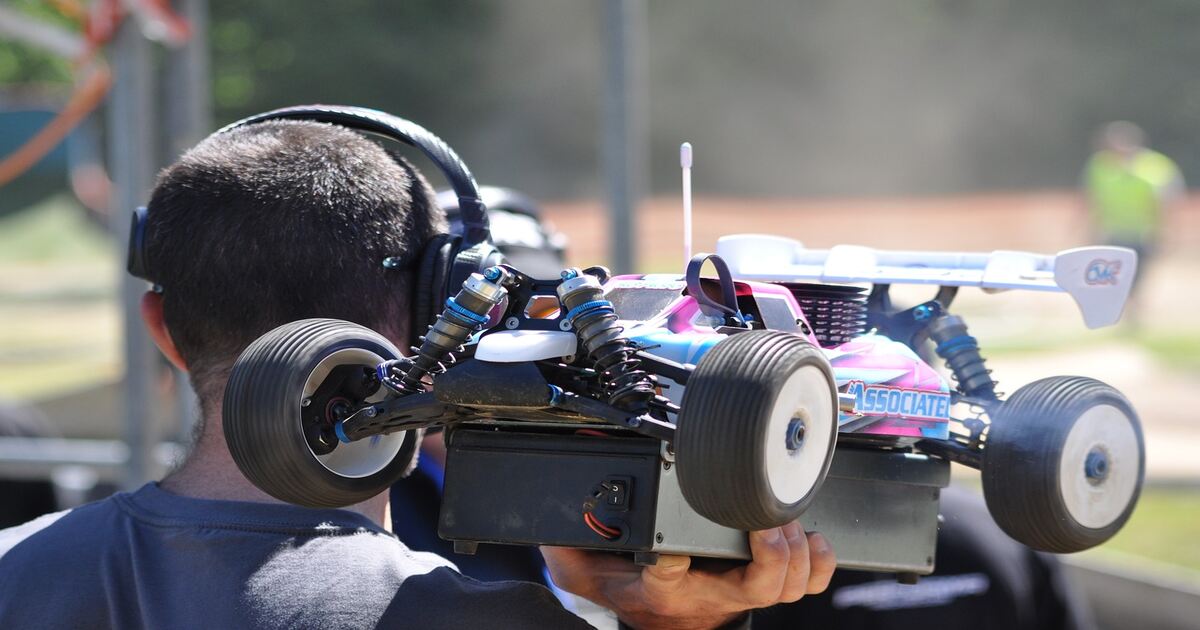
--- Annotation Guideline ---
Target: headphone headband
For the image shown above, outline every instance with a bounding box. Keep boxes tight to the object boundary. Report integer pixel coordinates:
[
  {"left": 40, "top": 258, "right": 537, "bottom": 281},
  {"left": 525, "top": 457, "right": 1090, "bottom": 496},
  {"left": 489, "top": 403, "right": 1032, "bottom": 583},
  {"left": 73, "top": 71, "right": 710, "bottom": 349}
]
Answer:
[
  {"left": 221, "top": 105, "right": 491, "bottom": 246},
  {"left": 129, "top": 104, "right": 507, "bottom": 345}
]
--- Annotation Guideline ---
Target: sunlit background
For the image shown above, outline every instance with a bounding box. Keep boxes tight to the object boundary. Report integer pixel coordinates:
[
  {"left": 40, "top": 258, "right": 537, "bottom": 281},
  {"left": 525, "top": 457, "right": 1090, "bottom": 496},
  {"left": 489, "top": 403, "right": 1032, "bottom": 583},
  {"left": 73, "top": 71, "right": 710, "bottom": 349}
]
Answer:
[{"left": 1, "top": 1, "right": 1197, "bottom": 626}]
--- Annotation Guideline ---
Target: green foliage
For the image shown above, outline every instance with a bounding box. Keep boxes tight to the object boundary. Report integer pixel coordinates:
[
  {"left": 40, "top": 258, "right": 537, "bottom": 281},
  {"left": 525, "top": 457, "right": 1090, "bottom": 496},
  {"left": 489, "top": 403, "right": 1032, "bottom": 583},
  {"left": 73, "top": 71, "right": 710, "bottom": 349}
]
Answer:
[
  {"left": 0, "top": 1, "right": 75, "bottom": 86},
  {"left": 0, "top": 196, "right": 111, "bottom": 263},
  {"left": 6, "top": 1, "right": 1200, "bottom": 196},
  {"left": 985, "top": 329, "right": 1200, "bottom": 373},
  {"left": 1137, "top": 333, "right": 1200, "bottom": 373},
  {"left": 207, "top": 0, "right": 497, "bottom": 124},
  {"left": 0, "top": 196, "right": 116, "bottom": 400},
  {"left": 1096, "top": 486, "right": 1200, "bottom": 570}
]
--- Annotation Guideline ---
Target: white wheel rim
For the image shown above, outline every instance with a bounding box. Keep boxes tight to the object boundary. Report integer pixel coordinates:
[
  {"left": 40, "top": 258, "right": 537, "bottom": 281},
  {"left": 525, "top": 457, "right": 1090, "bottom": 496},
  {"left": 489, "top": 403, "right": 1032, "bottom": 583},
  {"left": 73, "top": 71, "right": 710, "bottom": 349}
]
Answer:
[
  {"left": 300, "top": 348, "right": 406, "bottom": 479},
  {"left": 1058, "top": 404, "right": 1140, "bottom": 529},
  {"left": 763, "top": 365, "right": 835, "bottom": 505}
]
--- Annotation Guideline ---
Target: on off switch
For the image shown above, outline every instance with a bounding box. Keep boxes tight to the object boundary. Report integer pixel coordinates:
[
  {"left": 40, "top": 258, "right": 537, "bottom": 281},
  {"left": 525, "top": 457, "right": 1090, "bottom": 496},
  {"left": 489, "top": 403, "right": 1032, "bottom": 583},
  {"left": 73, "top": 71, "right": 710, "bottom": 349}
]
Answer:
[{"left": 605, "top": 478, "right": 631, "bottom": 510}]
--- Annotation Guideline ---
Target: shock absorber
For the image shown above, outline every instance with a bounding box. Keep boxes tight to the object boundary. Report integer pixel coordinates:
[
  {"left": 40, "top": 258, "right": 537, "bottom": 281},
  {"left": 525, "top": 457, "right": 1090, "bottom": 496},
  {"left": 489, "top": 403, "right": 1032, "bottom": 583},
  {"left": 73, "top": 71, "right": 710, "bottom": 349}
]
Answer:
[
  {"left": 396, "top": 267, "right": 511, "bottom": 393},
  {"left": 927, "top": 314, "right": 997, "bottom": 401},
  {"left": 557, "top": 268, "right": 656, "bottom": 412}
]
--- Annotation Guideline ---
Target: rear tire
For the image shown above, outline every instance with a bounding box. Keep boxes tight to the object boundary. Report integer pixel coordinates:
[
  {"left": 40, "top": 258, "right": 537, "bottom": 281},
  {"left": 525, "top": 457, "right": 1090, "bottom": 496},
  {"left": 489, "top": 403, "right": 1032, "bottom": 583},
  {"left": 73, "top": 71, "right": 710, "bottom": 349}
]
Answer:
[
  {"left": 982, "top": 376, "right": 1144, "bottom": 553},
  {"left": 223, "top": 319, "right": 419, "bottom": 508},
  {"left": 675, "top": 331, "right": 838, "bottom": 531}
]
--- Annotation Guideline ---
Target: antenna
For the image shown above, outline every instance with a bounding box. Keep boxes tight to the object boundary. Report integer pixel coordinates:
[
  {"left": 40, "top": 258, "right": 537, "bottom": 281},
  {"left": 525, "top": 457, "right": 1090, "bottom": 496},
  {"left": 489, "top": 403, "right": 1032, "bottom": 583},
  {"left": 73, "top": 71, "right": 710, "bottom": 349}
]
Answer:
[{"left": 681, "top": 142, "right": 693, "bottom": 265}]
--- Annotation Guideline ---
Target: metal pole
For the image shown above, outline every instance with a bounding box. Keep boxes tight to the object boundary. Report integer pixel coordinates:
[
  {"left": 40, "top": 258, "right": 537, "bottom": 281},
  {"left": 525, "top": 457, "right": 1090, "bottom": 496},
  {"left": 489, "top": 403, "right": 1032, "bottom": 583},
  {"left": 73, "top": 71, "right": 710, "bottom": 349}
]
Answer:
[
  {"left": 164, "top": 0, "right": 211, "bottom": 442},
  {"left": 107, "top": 19, "right": 159, "bottom": 489},
  {"left": 164, "top": 0, "right": 211, "bottom": 158},
  {"left": 603, "top": 0, "right": 648, "bottom": 273}
]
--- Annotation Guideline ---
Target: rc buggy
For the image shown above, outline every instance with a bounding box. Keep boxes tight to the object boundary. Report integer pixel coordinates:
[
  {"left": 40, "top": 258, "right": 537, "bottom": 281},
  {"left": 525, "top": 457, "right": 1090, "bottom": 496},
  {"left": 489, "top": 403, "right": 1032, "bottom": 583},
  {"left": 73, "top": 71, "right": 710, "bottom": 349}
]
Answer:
[{"left": 215, "top": 106, "right": 1144, "bottom": 577}]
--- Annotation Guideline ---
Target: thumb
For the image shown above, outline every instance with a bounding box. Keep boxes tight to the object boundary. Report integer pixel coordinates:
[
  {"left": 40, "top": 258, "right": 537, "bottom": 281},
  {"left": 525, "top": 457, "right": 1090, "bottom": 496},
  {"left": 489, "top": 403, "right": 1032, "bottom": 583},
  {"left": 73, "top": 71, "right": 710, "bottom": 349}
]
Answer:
[{"left": 640, "top": 554, "right": 691, "bottom": 597}]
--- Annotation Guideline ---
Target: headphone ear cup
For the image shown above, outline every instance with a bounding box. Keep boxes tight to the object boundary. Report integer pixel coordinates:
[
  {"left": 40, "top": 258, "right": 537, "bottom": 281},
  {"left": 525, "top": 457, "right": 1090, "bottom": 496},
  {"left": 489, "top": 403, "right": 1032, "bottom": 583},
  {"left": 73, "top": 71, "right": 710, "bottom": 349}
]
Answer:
[
  {"left": 126, "top": 207, "right": 151, "bottom": 281},
  {"left": 413, "top": 233, "right": 461, "bottom": 340},
  {"left": 446, "top": 242, "right": 506, "bottom": 302}
]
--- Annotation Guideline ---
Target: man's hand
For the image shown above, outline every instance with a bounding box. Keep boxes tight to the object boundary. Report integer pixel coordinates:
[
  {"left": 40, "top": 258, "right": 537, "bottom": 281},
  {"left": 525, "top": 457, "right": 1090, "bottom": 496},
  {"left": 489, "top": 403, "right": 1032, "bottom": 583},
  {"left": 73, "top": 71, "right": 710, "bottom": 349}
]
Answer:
[{"left": 541, "top": 521, "right": 835, "bottom": 630}]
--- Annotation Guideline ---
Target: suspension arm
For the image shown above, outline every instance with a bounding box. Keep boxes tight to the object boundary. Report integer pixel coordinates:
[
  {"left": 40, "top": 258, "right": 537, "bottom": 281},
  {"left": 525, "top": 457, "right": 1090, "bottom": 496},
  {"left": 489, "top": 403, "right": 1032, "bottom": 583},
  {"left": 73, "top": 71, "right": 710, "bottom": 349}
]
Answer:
[
  {"left": 636, "top": 351, "right": 692, "bottom": 385},
  {"left": 915, "top": 438, "right": 983, "bottom": 469},
  {"left": 550, "top": 388, "right": 677, "bottom": 442},
  {"left": 338, "top": 392, "right": 464, "bottom": 442}
]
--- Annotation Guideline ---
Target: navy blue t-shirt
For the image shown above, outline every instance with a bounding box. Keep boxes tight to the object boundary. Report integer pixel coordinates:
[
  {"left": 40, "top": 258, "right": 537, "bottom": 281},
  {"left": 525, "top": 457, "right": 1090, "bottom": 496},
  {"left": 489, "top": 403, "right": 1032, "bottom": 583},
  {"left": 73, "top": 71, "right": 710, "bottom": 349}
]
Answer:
[{"left": 0, "top": 483, "right": 592, "bottom": 629}]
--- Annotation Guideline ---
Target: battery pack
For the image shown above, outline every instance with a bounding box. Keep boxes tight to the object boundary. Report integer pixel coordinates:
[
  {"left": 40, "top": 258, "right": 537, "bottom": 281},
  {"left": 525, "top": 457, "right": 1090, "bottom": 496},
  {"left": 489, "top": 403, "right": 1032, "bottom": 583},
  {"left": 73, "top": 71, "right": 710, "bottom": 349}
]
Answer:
[{"left": 439, "top": 427, "right": 949, "bottom": 574}]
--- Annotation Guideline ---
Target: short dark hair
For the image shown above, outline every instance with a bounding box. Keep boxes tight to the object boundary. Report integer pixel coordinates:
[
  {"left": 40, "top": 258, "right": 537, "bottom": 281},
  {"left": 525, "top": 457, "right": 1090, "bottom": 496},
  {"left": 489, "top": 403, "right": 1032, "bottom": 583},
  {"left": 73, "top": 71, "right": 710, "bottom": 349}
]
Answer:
[{"left": 145, "top": 120, "right": 446, "bottom": 404}]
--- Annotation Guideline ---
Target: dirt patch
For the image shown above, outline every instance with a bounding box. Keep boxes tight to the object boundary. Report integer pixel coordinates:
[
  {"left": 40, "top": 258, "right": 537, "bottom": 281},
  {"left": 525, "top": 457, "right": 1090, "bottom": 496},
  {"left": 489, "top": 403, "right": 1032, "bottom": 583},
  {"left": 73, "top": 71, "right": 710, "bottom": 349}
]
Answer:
[{"left": 543, "top": 190, "right": 1200, "bottom": 269}]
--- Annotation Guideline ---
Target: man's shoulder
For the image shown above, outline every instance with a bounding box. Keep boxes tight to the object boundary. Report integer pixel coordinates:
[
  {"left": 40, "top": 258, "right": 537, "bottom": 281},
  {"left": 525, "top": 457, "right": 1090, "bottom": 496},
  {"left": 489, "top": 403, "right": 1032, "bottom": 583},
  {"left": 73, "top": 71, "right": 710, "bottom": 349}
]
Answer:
[
  {"left": 0, "top": 508, "right": 73, "bottom": 560},
  {"left": 0, "top": 499, "right": 128, "bottom": 629},
  {"left": 0, "top": 495, "right": 126, "bottom": 567},
  {"left": 0, "top": 489, "right": 594, "bottom": 629},
  {"left": 1138, "top": 149, "right": 1181, "bottom": 178}
]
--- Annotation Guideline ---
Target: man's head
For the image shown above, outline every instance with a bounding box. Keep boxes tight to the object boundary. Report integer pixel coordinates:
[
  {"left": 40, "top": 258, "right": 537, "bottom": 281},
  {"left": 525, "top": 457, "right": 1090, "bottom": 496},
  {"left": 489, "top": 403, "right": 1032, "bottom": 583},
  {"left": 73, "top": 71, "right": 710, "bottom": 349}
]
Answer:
[
  {"left": 1097, "top": 121, "right": 1146, "bottom": 158},
  {"left": 142, "top": 120, "right": 447, "bottom": 410}
]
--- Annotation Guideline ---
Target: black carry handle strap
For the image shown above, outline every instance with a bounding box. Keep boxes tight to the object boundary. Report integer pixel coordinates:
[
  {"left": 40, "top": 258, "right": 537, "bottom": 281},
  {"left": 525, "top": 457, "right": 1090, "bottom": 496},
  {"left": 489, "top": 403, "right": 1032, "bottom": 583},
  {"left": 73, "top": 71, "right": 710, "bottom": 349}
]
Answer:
[
  {"left": 685, "top": 253, "right": 744, "bottom": 325},
  {"left": 221, "top": 105, "right": 491, "bottom": 247}
]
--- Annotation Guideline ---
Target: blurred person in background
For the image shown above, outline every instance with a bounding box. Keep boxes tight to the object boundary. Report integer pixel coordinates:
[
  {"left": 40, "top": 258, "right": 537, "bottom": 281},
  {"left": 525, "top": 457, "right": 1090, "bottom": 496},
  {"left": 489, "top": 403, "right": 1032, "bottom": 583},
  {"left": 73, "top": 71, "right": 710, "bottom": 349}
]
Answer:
[{"left": 1083, "top": 121, "right": 1185, "bottom": 324}]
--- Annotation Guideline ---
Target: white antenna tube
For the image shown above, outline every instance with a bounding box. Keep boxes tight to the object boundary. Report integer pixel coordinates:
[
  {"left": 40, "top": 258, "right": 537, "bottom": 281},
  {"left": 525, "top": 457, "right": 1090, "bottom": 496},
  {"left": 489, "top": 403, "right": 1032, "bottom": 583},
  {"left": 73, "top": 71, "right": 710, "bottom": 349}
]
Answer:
[{"left": 681, "top": 142, "right": 693, "bottom": 265}]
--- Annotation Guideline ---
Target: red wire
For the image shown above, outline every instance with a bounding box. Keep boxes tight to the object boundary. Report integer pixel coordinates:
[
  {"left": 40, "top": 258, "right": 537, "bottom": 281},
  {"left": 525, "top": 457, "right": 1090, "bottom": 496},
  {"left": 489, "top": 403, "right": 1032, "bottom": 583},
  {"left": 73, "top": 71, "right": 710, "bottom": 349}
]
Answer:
[
  {"left": 584, "top": 512, "right": 621, "bottom": 539},
  {"left": 575, "top": 429, "right": 610, "bottom": 437},
  {"left": 584, "top": 513, "right": 613, "bottom": 538}
]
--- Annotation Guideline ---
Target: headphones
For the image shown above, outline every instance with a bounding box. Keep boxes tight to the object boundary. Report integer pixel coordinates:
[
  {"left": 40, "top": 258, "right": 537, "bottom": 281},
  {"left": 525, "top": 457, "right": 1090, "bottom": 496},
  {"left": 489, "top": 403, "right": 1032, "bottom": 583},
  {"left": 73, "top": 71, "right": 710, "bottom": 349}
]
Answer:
[{"left": 126, "top": 105, "right": 505, "bottom": 338}]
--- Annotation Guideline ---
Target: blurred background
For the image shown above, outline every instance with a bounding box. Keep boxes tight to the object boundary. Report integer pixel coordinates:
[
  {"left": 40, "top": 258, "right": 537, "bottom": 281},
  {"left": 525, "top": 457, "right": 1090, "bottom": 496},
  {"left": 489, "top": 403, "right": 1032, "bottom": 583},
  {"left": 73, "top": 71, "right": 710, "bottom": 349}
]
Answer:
[{"left": 0, "top": 0, "right": 1197, "bottom": 626}]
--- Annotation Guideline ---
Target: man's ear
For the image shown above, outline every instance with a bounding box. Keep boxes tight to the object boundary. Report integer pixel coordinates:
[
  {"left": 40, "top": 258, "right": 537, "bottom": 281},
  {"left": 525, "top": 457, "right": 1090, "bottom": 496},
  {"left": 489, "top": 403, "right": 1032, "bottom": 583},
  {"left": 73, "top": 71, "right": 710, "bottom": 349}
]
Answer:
[{"left": 140, "top": 291, "right": 188, "bottom": 372}]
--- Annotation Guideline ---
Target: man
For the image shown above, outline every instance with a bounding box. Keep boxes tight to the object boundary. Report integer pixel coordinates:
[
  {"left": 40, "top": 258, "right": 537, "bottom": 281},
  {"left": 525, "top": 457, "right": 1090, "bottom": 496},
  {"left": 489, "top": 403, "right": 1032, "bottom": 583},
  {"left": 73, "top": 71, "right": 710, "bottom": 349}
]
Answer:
[
  {"left": 0, "top": 119, "right": 834, "bottom": 629},
  {"left": 1083, "top": 121, "right": 1184, "bottom": 321}
]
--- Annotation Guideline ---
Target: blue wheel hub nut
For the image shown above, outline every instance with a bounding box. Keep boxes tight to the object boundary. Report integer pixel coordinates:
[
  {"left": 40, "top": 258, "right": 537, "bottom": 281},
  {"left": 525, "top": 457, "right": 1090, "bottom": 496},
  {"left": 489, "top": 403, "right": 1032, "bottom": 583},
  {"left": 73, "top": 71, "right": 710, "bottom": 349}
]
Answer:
[
  {"left": 483, "top": 267, "right": 502, "bottom": 281},
  {"left": 785, "top": 419, "right": 806, "bottom": 451},
  {"left": 1084, "top": 448, "right": 1110, "bottom": 484}
]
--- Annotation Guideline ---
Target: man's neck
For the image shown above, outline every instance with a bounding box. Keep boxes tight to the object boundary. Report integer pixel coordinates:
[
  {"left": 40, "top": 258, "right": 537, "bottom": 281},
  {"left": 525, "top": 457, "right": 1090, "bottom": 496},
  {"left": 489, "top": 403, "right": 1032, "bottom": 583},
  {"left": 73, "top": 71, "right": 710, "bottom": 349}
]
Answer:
[{"left": 160, "top": 415, "right": 389, "bottom": 528}]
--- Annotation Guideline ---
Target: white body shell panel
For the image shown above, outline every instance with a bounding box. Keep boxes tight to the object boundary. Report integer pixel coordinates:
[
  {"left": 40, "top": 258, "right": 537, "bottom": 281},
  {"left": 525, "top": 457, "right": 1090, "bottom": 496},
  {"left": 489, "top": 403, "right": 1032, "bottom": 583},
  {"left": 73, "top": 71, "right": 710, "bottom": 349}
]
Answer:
[{"left": 475, "top": 330, "right": 578, "bottom": 362}]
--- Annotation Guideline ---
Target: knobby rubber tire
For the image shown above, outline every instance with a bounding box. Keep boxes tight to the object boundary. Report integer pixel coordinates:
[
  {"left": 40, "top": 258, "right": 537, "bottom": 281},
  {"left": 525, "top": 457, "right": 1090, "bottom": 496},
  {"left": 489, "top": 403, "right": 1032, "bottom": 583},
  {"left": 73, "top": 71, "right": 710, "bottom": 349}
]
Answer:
[
  {"left": 982, "top": 376, "right": 1144, "bottom": 553},
  {"left": 223, "top": 318, "right": 419, "bottom": 508},
  {"left": 675, "top": 331, "right": 838, "bottom": 531}
]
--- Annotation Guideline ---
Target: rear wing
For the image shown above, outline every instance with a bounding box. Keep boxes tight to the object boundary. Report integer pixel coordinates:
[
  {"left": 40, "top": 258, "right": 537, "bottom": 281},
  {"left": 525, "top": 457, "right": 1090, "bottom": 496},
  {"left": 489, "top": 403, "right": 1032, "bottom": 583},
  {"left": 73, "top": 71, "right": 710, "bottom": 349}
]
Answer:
[{"left": 715, "top": 234, "right": 1137, "bottom": 329}]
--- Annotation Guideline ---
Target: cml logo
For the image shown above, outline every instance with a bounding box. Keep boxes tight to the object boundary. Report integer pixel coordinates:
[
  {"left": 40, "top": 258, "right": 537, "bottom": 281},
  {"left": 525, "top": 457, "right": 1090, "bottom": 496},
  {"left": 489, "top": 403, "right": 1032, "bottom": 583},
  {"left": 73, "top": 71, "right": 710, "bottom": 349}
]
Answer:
[{"left": 1085, "top": 259, "right": 1121, "bottom": 285}]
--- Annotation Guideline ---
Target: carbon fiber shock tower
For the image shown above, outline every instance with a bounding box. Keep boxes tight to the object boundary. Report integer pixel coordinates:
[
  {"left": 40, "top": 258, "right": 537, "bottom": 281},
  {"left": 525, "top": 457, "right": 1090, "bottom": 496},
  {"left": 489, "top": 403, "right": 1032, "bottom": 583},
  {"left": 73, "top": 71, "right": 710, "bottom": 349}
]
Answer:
[
  {"left": 386, "top": 267, "right": 512, "bottom": 395},
  {"left": 556, "top": 268, "right": 657, "bottom": 412}
]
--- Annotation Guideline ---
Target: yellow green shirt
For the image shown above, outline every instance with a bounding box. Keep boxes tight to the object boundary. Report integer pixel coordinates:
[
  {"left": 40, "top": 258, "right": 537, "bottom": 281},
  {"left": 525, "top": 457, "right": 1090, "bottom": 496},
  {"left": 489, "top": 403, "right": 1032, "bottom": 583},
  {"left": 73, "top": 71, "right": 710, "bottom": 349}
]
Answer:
[{"left": 1085, "top": 149, "right": 1182, "bottom": 241}]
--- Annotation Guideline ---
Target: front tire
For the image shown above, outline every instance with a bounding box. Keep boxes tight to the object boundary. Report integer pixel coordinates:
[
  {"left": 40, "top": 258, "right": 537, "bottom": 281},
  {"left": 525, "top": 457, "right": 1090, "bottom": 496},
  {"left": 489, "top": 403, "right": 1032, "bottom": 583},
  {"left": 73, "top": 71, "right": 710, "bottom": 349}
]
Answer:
[
  {"left": 675, "top": 331, "right": 838, "bottom": 531},
  {"left": 982, "top": 376, "right": 1144, "bottom": 553},
  {"left": 223, "top": 318, "right": 420, "bottom": 508}
]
